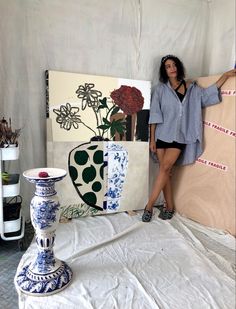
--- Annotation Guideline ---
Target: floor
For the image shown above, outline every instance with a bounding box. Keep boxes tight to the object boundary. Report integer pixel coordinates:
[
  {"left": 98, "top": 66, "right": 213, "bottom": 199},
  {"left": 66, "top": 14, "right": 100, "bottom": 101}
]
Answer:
[
  {"left": 16, "top": 211, "right": 236, "bottom": 309},
  {"left": 0, "top": 222, "right": 34, "bottom": 309}
]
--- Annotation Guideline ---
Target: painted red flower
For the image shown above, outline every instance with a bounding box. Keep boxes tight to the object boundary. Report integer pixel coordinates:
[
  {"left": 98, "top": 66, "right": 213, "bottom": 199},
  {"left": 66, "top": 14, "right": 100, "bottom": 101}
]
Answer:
[{"left": 110, "top": 85, "right": 144, "bottom": 115}]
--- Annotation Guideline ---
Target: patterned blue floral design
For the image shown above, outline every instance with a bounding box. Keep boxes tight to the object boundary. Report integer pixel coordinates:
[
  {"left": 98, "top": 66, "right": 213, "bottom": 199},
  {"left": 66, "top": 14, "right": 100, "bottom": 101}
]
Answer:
[
  {"left": 35, "top": 183, "right": 56, "bottom": 197},
  {"left": 32, "top": 250, "right": 55, "bottom": 273},
  {"left": 15, "top": 262, "right": 72, "bottom": 295},
  {"left": 105, "top": 143, "right": 128, "bottom": 211},
  {"left": 31, "top": 200, "right": 60, "bottom": 229}
]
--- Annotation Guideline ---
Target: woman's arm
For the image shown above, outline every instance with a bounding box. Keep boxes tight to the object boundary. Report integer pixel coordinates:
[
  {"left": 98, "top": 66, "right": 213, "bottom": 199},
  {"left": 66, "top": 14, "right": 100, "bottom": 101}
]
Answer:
[
  {"left": 215, "top": 69, "right": 236, "bottom": 88},
  {"left": 150, "top": 124, "right": 157, "bottom": 142},
  {"left": 149, "top": 124, "right": 157, "bottom": 152}
]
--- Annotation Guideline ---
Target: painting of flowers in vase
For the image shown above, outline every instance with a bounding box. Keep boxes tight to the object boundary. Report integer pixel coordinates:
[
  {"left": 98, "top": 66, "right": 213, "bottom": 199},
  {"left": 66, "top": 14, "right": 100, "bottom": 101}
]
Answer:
[
  {"left": 46, "top": 71, "right": 151, "bottom": 217},
  {"left": 46, "top": 70, "right": 151, "bottom": 142}
]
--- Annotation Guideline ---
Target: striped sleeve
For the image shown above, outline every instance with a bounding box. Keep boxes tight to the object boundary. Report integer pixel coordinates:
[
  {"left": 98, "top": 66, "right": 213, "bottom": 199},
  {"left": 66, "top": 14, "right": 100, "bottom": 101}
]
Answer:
[
  {"left": 200, "top": 84, "right": 222, "bottom": 107},
  {"left": 149, "top": 85, "right": 164, "bottom": 124}
]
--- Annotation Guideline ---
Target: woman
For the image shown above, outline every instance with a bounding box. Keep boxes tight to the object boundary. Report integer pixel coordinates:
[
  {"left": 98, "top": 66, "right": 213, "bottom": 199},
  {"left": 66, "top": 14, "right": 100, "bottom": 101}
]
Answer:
[{"left": 142, "top": 55, "right": 236, "bottom": 222}]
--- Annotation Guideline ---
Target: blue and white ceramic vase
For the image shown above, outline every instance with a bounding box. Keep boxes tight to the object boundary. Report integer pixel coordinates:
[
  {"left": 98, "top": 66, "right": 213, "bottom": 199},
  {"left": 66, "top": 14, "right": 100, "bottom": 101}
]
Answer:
[
  {"left": 105, "top": 142, "right": 128, "bottom": 212},
  {"left": 15, "top": 168, "right": 73, "bottom": 296}
]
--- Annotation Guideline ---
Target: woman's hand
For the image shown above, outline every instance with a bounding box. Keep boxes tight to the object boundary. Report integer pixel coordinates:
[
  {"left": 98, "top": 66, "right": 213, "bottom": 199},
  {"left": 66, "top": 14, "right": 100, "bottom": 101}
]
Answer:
[
  {"left": 216, "top": 69, "right": 236, "bottom": 88},
  {"left": 223, "top": 69, "right": 236, "bottom": 78},
  {"left": 149, "top": 140, "right": 156, "bottom": 153}
]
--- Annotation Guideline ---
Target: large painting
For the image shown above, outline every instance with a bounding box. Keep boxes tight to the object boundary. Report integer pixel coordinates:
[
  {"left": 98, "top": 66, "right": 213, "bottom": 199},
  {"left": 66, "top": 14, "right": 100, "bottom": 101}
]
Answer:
[{"left": 46, "top": 71, "right": 151, "bottom": 217}]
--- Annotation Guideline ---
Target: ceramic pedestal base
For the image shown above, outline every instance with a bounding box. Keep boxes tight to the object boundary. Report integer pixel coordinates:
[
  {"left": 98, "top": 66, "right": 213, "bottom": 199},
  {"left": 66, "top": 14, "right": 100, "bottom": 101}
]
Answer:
[
  {"left": 14, "top": 168, "right": 73, "bottom": 296},
  {"left": 16, "top": 261, "right": 72, "bottom": 296}
]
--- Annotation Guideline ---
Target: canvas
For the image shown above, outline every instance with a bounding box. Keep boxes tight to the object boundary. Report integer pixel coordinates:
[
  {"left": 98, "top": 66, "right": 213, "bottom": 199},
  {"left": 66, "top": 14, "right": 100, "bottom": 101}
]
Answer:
[{"left": 46, "top": 70, "right": 151, "bottom": 217}]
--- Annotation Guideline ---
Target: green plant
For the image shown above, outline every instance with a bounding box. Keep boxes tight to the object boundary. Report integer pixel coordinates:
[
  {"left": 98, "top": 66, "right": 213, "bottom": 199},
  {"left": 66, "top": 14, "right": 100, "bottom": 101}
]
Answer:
[
  {"left": 0, "top": 117, "right": 21, "bottom": 147},
  {"left": 97, "top": 98, "right": 126, "bottom": 138},
  {"left": 1, "top": 172, "right": 10, "bottom": 184}
]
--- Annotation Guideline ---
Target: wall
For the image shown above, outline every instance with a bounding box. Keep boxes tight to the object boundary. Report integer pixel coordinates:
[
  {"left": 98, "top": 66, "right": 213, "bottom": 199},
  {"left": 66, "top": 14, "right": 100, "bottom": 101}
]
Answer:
[{"left": 0, "top": 0, "right": 235, "bottom": 220}]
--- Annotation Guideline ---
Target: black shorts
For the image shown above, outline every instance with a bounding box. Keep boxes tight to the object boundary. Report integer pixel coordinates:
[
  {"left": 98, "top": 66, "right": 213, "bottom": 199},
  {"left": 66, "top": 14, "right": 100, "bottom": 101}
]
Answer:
[{"left": 156, "top": 139, "right": 186, "bottom": 151}]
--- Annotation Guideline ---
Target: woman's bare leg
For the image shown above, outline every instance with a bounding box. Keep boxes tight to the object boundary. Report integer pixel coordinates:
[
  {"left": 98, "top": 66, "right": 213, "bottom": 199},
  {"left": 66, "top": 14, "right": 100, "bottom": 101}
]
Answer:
[
  {"left": 159, "top": 151, "right": 174, "bottom": 211},
  {"left": 155, "top": 149, "right": 171, "bottom": 209},
  {"left": 155, "top": 149, "right": 174, "bottom": 211},
  {"left": 162, "top": 179, "right": 174, "bottom": 211},
  {"left": 145, "top": 148, "right": 181, "bottom": 212}
]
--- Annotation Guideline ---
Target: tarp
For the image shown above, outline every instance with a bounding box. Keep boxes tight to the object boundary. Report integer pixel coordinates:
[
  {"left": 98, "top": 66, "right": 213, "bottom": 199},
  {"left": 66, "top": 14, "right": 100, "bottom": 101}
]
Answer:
[{"left": 16, "top": 211, "right": 235, "bottom": 308}]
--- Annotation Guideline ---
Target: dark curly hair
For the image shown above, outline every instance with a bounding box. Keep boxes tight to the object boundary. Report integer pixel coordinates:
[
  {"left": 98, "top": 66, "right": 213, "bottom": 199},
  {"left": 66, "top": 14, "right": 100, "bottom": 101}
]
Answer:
[{"left": 159, "top": 55, "right": 185, "bottom": 83}]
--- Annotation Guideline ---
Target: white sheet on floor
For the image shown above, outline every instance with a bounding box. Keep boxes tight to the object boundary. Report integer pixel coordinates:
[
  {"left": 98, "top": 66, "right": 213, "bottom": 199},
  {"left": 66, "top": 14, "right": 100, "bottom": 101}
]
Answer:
[{"left": 16, "top": 211, "right": 235, "bottom": 309}]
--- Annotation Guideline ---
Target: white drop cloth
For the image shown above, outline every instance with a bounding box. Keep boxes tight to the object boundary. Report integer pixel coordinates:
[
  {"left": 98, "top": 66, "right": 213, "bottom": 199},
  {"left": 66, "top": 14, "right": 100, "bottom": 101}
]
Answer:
[{"left": 16, "top": 210, "right": 235, "bottom": 309}]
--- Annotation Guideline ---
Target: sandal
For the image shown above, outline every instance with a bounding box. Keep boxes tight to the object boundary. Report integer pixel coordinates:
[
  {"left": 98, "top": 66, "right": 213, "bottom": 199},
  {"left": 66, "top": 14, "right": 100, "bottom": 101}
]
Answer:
[
  {"left": 155, "top": 201, "right": 167, "bottom": 211},
  {"left": 142, "top": 206, "right": 153, "bottom": 222},
  {"left": 158, "top": 208, "right": 174, "bottom": 220},
  {"left": 155, "top": 204, "right": 165, "bottom": 210}
]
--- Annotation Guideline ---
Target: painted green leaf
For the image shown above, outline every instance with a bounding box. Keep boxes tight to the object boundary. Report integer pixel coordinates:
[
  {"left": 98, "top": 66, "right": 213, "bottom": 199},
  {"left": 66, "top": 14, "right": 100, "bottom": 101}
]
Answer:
[
  {"left": 82, "top": 165, "right": 96, "bottom": 184},
  {"left": 97, "top": 105, "right": 105, "bottom": 111},
  {"left": 102, "top": 118, "right": 111, "bottom": 125},
  {"left": 69, "top": 165, "right": 78, "bottom": 181},
  {"left": 116, "top": 125, "right": 125, "bottom": 134},
  {"left": 99, "top": 97, "right": 108, "bottom": 108},
  {"left": 97, "top": 124, "right": 109, "bottom": 130},
  {"left": 92, "top": 181, "right": 102, "bottom": 192},
  {"left": 74, "top": 150, "right": 89, "bottom": 165},
  {"left": 109, "top": 119, "right": 126, "bottom": 137},
  {"left": 87, "top": 145, "right": 98, "bottom": 150},
  {"left": 110, "top": 126, "right": 116, "bottom": 137},
  {"left": 82, "top": 192, "right": 97, "bottom": 205},
  {"left": 111, "top": 106, "right": 120, "bottom": 116}
]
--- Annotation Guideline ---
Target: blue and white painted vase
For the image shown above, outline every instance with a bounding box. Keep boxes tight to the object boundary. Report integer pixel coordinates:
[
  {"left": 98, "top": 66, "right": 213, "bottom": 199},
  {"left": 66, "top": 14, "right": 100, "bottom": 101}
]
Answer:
[
  {"left": 14, "top": 168, "right": 73, "bottom": 296},
  {"left": 105, "top": 142, "right": 128, "bottom": 212}
]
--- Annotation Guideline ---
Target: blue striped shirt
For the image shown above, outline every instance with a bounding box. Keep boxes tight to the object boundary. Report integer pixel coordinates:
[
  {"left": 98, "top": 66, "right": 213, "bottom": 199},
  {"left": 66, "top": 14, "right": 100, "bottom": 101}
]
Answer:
[{"left": 149, "top": 81, "right": 222, "bottom": 165}]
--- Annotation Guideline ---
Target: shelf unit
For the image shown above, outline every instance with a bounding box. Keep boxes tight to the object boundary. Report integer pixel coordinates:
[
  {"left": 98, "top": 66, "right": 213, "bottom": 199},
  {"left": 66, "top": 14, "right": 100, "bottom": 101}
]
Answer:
[{"left": 0, "top": 146, "right": 25, "bottom": 241}]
